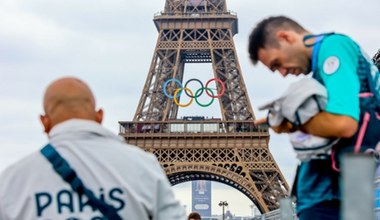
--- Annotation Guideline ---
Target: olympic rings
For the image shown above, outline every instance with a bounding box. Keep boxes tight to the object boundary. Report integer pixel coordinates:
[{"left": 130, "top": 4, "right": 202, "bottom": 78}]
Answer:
[
  {"left": 205, "top": 78, "right": 225, "bottom": 98},
  {"left": 174, "top": 87, "right": 194, "bottom": 107},
  {"left": 185, "top": 78, "right": 203, "bottom": 98},
  {"left": 194, "top": 87, "right": 214, "bottom": 107},
  {"left": 163, "top": 78, "right": 183, "bottom": 99},
  {"left": 162, "top": 77, "right": 225, "bottom": 107}
]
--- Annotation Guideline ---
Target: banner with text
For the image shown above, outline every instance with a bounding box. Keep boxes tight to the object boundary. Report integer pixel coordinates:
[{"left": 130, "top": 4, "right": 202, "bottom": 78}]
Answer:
[{"left": 192, "top": 180, "right": 212, "bottom": 217}]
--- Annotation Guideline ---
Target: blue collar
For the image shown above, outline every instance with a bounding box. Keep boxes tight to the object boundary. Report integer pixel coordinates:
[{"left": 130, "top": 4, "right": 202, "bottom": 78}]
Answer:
[{"left": 303, "top": 33, "right": 335, "bottom": 74}]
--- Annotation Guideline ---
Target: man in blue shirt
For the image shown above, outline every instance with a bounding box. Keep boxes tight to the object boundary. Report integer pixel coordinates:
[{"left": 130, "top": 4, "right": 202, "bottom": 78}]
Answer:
[{"left": 248, "top": 16, "right": 380, "bottom": 220}]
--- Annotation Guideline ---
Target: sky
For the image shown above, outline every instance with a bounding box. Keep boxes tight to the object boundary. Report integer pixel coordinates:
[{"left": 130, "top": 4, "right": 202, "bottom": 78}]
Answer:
[{"left": 1, "top": 0, "right": 380, "bottom": 217}]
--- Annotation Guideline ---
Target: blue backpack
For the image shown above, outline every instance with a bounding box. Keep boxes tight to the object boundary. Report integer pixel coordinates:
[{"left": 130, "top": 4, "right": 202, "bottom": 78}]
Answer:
[
  {"left": 329, "top": 50, "right": 380, "bottom": 171},
  {"left": 311, "top": 34, "right": 380, "bottom": 171}
]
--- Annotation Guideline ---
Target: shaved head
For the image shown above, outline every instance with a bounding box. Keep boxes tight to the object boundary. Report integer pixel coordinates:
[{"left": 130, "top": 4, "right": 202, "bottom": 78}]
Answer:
[{"left": 40, "top": 77, "right": 103, "bottom": 133}]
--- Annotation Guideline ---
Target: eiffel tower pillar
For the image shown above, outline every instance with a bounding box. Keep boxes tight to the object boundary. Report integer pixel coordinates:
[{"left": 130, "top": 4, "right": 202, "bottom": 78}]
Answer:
[{"left": 119, "top": 0, "right": 289, "bottom": 213}]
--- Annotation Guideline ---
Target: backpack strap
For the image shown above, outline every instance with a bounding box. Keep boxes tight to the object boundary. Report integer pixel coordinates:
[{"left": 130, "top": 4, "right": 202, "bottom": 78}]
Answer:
[
  {"left": 354, "top": 112, "right": 371, "bottom": 153},
  {"left": 40, "top": 144, "right": 123, "bottom": 220},
  {"left": 303, "top": 32, "right": 335, "bottom": 78}
]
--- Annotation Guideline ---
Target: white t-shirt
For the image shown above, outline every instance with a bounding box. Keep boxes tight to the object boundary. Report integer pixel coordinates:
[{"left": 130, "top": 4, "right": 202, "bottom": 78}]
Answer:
[{"left": 0, "top": 119, "right": 186, "bottom": 220}]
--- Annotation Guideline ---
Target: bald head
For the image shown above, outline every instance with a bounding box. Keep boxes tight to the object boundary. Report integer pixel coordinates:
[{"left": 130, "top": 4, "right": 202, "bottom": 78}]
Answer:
[{"left": 40, "top": 77, "right": 103, "bottom": 133}]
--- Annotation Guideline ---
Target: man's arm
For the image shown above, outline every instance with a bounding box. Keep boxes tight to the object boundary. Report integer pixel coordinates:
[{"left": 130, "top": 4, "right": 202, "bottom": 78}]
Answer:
[
  {"left": 254, "top": 117, "right": 296, "bottom": 133},
  {"left": 300, "top": 111, "right": 358, "bottom": 138},
  {"left": 255, "top": 111, "right": 358, "bottom": 138}
]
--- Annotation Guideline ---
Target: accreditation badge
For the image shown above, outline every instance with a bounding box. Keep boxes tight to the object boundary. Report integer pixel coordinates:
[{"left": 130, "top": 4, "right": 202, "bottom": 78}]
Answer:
[{"left": 323, "top": 56, "right": 340, "bottom": 75}]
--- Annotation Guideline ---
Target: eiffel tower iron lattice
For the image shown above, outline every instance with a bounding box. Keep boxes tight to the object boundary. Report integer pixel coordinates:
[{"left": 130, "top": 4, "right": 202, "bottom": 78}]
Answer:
[{"left": 119, "top": 0, "right": 289, "bottom": 213}]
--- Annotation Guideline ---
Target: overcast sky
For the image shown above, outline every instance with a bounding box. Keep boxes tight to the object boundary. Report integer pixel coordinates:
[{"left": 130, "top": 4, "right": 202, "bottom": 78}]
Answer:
[{"left": 1, "top": 0, "right": 379, "bottom": 217}]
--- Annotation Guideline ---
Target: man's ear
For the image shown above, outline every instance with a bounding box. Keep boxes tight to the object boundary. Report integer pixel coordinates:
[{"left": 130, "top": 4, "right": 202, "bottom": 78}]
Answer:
[
  {"left": 40, "top": 114, "right": 51, "bottom": 134},
  {"left": 95, "top": 109, "right": 103, "bottom": 124},
  {"left": 276, "top": 30, "right": 295, "bottom": 44}
]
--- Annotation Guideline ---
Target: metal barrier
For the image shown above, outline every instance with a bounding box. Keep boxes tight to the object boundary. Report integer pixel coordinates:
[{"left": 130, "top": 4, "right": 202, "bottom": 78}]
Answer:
[
  {"left": 342, "top": 155, "right": 375, "bottom": 220},
  {"left": 253, "top": 155, "right": 380, "bottom": 220},
  {"left": 375, "top": 177, "right": 380, "bottom": 220}
]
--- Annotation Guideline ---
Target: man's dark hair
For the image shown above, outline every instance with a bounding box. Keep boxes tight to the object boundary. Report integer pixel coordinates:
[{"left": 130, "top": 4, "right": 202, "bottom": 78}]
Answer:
[
  {"left": 188, "top": 212, "right": 201, "bottom": 220},
  {"left": 248, "top": 16, "right": 307, "bottom": 64}
]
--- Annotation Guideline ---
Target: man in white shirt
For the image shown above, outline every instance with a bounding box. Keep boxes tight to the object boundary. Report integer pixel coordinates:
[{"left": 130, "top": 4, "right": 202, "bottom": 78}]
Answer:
[{"left": 0, "top": 77, "right": 186, "bottom": 220}]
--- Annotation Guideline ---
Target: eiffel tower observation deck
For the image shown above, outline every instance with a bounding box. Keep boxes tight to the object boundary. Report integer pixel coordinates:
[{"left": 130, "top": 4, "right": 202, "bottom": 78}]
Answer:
[{"left": 119, "top": 0, "right": 289, "bottom": 213}]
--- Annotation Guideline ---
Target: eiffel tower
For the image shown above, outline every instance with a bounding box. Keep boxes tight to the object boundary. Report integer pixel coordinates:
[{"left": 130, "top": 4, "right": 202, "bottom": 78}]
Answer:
[{"left": 119, "top": 0, "right": 289, "bottom": 213}]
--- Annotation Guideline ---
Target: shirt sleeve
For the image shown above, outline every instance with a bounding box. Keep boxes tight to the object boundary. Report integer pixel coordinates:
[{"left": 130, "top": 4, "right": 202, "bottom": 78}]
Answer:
[
  {"left": 317, "top": 35, "right": 360, "bottom": 121},
  {"left": 156, "top": 178, "right": 187, "bottom": 220},
  {"left": 150, "top": 157, "right": 187, "bottom": 220}
]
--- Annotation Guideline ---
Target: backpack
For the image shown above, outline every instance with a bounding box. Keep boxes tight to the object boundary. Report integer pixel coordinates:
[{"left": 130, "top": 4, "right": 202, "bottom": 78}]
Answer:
[{"left": 312, "top": 36, "right": 380, "bottom": 171}]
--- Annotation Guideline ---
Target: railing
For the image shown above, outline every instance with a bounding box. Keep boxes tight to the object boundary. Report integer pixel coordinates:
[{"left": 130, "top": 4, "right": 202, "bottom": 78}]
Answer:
[
  {"left": 119, "top": 120, "right": 268, "bottom": 136},
  {"left": 154, "top": 10, "right": 237, "bottom": 18},
  {"left": 252, "top": 209, "right": 281, "bottom": 220}
]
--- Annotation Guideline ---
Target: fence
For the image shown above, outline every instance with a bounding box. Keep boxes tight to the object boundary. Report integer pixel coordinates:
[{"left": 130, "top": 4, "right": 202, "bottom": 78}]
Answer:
[{"left": 254, "top": 155, "right": 380, "bottom": 220}]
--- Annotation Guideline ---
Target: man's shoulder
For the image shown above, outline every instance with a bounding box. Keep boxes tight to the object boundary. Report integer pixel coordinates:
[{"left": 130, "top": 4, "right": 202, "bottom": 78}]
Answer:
[
  {"left": 119, "top": 142, "right": 156, "bottom": 160},
  {"left": 321, "top": 34, "right": 358, "bottom": 55},
  {"left": 0, "top": 152, "right": 46, "bottom": 191},
  {"left": 79, "top": 138, "right": 160, "bottom": 170},
  {"left": 318, "top": 34, "right": 360, "bottom": 70},
  {"left": 324, "top": 34, "right": 354, "bottom": 44},
  {"left": 1, "top": 151, "right": 44, "bottom": 173}
]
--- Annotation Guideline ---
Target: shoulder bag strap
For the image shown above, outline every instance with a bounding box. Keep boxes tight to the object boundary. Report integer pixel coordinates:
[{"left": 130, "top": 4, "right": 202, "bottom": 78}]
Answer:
[{"left": 40, "top": 144, "right": 123, "bottom": 220}]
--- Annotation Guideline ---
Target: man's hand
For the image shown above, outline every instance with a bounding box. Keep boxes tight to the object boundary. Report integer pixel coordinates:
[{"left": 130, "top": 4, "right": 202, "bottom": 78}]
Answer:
[
  {"left": 254, "top": 117, "right": 296, "bottom": 133},
  {"left": 254, "top": 117, "right": 268, "bottom": 125},
  {"left": 271, "top": 120, "right": 296, "bottom": 133}
]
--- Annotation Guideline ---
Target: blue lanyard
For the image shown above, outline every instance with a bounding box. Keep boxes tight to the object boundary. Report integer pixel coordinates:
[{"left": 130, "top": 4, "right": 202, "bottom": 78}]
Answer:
[
  {"left": 41, "top": 144, "right": 123, "bottom": 220},
  {"left": 303, "top": 33, "right": 335, "bottom": 74}
]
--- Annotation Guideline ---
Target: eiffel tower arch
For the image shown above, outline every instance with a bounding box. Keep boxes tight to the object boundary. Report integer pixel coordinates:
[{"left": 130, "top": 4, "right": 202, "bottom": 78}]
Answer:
[{"left": 119, "top": 0, "right": 289, "bottom": 213}]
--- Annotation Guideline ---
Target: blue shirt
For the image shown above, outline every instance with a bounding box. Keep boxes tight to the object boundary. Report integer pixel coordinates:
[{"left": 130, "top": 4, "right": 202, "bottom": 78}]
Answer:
[{"left": 296, "top": 34, "right": 361, "bottom": 214}]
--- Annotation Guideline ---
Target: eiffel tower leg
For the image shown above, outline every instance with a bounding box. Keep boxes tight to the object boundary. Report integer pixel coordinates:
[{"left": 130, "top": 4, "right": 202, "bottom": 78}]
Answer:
[
  {"left": 134, "top": 25, "right": 195, "bottom": 122},
  {"left": 210, "top": 32, "right": 255, "bottom": 121}
]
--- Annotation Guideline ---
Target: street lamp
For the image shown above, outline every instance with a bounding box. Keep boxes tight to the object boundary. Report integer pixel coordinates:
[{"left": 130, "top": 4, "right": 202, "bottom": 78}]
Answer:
[{"left": 218, "top": 201, "right": 228, "bottom": 220}]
